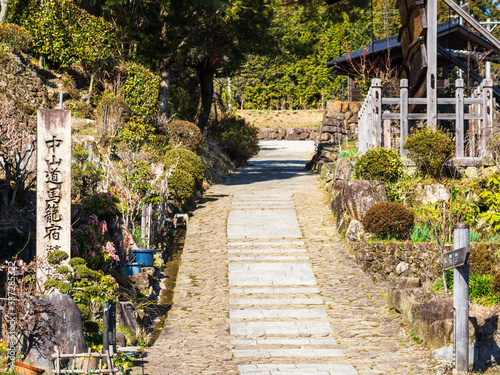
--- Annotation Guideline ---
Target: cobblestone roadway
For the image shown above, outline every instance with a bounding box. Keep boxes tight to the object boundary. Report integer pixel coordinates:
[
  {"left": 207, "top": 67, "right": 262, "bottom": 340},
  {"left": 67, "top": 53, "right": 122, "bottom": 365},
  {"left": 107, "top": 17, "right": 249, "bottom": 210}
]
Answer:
[{"left": 141, "top": 141, "right": 436, "bottom": 375}]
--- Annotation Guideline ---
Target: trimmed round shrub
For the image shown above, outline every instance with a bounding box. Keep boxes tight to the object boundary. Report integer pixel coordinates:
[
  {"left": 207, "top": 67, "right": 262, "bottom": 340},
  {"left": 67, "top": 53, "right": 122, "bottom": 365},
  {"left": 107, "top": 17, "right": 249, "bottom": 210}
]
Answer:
[
  {"left": 207, "top": 115, "right": 259, "bottom": 163},
  {"left": 404, "top": 127, "right": 454, "bottom": 177},
  {"left": 47, "top": 250, "right": 69, "bottom": 265},
  {"left": 362, "top": 201, "right": 414, "bottom": 240},
  {"left": 168, "top": 169, "right": 195, "bottom": 209},
  {"left": 166, "top": 120, "right": 202, "bottom": 152},
  {"left": 162, "top": 148, "right": 204, "bottom": 190},
  {"left": 354, "top": 148, "right": 402, "bottom": 182}
]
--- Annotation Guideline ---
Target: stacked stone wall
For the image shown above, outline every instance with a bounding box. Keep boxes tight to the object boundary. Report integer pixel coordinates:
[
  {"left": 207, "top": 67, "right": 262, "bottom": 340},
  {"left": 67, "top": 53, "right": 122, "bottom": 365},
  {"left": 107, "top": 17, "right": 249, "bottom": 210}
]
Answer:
[
  {"left": 320, "top": 100, "right": 361, "bottom": 143},
  {"left": 257, "top": 127, "right": 319, "bottom": 141}
]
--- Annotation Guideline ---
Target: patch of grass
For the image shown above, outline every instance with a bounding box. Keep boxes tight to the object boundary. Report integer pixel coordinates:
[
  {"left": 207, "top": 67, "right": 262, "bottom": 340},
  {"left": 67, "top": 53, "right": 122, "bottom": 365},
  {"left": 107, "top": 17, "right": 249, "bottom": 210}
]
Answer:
[
  {"left": 410, "top": 331, "right": 423, "bottom": 344},
  {"left": 434, "top": 271, "right": 500, "bottom": 306},
  {"left": 411, "top": 223, "right": 433, "bottom": 243},
  {"left": 470, "top": 230, "right": 481, "bottom": 243},
  {"left": 339, "top": 148, "right": 358, "bottom": 157}
]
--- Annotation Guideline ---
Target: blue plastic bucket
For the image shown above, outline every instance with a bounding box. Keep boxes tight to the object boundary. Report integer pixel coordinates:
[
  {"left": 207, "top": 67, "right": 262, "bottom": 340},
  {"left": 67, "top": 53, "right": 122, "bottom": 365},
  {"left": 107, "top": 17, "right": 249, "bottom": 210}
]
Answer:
[
  {"left": 131, "top": 249, "right": 155, "bottom": 267},
  {"left": 125, "top": 263, "right": 142, "bottom": 276}
]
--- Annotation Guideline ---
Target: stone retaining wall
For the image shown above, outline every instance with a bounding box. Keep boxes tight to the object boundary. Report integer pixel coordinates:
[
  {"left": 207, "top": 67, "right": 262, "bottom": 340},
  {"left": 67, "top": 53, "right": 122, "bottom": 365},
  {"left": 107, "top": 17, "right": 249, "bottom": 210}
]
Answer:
[
  {"left": 257, "top": 127, "right": 320, "bottom": 141},
  {"left": 320, "top": 100, "right": 361, "bottom": 143},
  {"left": 348, "top": 241, "right": 444, "bottom": 284}
]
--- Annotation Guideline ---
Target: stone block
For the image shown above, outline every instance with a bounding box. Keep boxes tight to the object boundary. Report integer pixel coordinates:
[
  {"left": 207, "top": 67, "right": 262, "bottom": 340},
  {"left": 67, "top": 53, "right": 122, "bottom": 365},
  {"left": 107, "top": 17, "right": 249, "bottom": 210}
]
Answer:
[
  {"left": 24, "top": 293, "right": 86, "bottom": 372},
  {"left": 322, "top": 125, "right": 339, "bottom": 133},
  {"left": 334, "top": 157, "right": 354, "bottom": 181},
  {"left": 346, "top": 220, "right": 363, "bottom": 242},
  {"left": 343, "top": 180, "right": 388, "bottom": 221},
  {"left": 323, "top": 116, "right": 343, "bottom": 126},
  {"left": 117, "top": 301, "right": 138, "bottom": 335}
]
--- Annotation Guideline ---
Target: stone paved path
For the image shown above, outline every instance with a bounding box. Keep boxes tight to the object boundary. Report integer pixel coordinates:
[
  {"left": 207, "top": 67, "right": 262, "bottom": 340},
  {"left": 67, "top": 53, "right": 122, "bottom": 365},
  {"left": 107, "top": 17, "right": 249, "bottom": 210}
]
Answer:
[{"left": 140, "top": 141, "right": 437, "bottom": 375}]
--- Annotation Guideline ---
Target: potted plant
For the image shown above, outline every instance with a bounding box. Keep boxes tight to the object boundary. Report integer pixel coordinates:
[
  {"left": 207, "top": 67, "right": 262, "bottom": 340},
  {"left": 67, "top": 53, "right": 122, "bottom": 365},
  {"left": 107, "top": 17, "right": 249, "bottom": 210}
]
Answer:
[{"left": 14, "top": 361, "right": 45, "bottom": 375}]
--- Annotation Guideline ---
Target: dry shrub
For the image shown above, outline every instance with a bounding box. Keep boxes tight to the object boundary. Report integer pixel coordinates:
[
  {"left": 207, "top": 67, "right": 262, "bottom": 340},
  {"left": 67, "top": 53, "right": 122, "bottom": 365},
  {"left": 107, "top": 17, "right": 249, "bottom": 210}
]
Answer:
[
  {"left": 362, "top": 201, "right": 414, "bottom": 240},
  {"left": 166, "top": 120, "right": 202, "bottom": 153}
]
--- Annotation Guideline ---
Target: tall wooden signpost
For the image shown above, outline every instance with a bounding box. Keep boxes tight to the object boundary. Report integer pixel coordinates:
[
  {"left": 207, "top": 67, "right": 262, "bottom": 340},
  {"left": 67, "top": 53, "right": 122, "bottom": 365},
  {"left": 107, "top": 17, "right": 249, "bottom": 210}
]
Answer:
[
  {"left": 36, "top": 109, "right": 71, "bottom": 285},
  {"left": 443, "top": 223, "right": 470, "bottom": 373}
]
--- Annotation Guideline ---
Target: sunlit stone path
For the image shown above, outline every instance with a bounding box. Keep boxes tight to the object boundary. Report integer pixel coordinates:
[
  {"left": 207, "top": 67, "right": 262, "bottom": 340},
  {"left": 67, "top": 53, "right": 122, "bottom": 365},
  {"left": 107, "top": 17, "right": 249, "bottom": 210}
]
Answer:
[{"left": 139, "top": 141, "right": 437, "bottom": 375}]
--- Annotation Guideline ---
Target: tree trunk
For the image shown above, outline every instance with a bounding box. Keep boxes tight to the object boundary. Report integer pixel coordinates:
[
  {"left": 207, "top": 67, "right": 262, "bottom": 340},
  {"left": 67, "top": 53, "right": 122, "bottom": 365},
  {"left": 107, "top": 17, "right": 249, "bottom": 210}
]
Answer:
[
  {"left": 0, "top": 0, "right": 8, "bottom": 24},
  {"left": 159, "top": 66, "right": 171, "bottom": 119},
  {"left": 197, "top": 60, "right": 216, "bottom": 132}
]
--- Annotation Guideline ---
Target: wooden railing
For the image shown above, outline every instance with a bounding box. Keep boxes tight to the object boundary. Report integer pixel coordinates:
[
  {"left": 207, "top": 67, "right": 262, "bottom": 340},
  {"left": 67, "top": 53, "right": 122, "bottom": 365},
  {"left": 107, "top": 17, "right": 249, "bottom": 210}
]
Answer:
[{"left": 358, "top": 78, "right": 495, "bottom": 163}]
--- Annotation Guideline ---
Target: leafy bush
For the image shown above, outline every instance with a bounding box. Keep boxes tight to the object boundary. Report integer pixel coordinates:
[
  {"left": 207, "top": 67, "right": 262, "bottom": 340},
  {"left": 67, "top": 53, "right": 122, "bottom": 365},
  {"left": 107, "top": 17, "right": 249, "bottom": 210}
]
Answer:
[
  {"left": 166, "top": 120, "right": 202, "bottom": 152},
  {"left": 120, "top": 119, "right": 156, "bottom": 152},
  {"left": 404, "top": 127, "right": 454, "bottom": 177},
  {"left": 0, "top": 23, "right": 33, "bottom": 52},
  {"left": 207, "top": 115, "right": 259, "bottom": 163},
  {"left": 20, "top": 0, "right": 115, "bottom": 67},
  {"left": 480, "top": 174, "right": 500, "bottom": 232},
  {"left": 47, "top": 250, "right": 69, "bottom": 265},
  {"left": 81, "top": 191, "right": 120, "bottom": 220},
  {"left": 362, "top": 201, "right": 414, "bottom": 240},
  {"left": 162, "top": 148, "right": 204, "bottom": 190},
  {"left": 354, "top": 148, "right": 402, "bottom": 182},
  {"left": 168, "top": 169, "right": 195, "bottom": 209},
  {"left": 72, "top": 144, "right": 103, "bottom": 202},
  {"left": 123, "top": 63, "right": 160, "bottom": 121},
  {"left": 67, "top": 101, "right": 93, "bottom": 119}
]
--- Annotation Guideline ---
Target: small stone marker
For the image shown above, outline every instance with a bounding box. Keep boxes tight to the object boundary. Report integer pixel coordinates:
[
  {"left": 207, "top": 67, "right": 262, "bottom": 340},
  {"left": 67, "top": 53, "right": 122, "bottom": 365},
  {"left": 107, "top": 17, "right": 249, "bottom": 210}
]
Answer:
[{"left": 36, "top": 109, "right": 71, "bottom": 284}]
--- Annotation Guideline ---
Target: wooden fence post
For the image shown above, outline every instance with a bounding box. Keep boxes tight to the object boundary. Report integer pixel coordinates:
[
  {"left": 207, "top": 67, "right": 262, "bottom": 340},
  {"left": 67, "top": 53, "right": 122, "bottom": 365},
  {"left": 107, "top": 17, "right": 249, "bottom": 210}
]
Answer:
[
  {"left": 103, "top": 301, "right": 109, "bottom": 359},
  {"left": 454, "top": 223, "right": 470, "bottom": 373},
  {"left": 455, "top": 79, "right": 464, "bottom": 158},
  {"left": 372, "top": 79, "right": 382, "bottom": 148},
  {"left": 482, "top": 78, "right": 494, "bottom": 157},
  {"left": 400, "top": 79, "right": 409, "bottom": 156},
  {"left": 358, "top": 102, "right": 367, "bottom": 155},
  {"left": 383, "top": 111, "right": 391, "bottom": 149}
]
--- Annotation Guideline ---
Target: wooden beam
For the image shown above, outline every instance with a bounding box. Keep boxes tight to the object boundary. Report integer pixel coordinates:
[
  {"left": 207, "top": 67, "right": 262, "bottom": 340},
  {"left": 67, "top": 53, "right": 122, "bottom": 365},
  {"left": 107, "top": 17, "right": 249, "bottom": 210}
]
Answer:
[{"left": 427, "top": 0, "right": 437, "bottom": 129}]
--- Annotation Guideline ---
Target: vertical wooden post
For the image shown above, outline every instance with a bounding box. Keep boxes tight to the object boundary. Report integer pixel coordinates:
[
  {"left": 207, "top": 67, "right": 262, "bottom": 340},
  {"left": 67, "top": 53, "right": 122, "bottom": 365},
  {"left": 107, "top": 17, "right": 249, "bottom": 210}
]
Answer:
[
  {"left": 358, "top": 103, "right": 367, "bottom": 155},
  {"left": 372, "top": 79, "right": 382, "bottom": 148},
  {"left": 366, "top": 90, "right": 374, "bottom": 151},
  {"left": 470, "top": 88, "right": 478, "bottom": 157},
  {"left": 454, "top": 223, "right": 469, "bottom": 373},
  {"left": 400, "top": 79, "right": 409, "bottom": 156},
  {"left": 103, "top": 301, "right": 110, "bottom": 365},
  {"left": 383, "top": 111, "right": 391, "bottom": 149},
  {"left": 141, "top": 204, "right": 151, "bottom": 249},
  {"left": 455, "top": 79, "right": 464, "bottom": 158},
  {"left": 482, "top": 79, "right": 494, "bottom": 157},
  {"left": 427, "top": 0, "right": 438, "bottom": 129}
]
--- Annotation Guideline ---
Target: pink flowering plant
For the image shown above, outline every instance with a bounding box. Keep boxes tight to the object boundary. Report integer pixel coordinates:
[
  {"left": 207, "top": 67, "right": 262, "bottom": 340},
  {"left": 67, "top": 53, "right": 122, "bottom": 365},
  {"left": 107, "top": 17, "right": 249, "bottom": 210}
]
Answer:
[
  {"left": 72, "top": 214, "right": 119, "bottom": 271},
  {"left": 81, "top": 190, "right": 120, "bottom": 220}
]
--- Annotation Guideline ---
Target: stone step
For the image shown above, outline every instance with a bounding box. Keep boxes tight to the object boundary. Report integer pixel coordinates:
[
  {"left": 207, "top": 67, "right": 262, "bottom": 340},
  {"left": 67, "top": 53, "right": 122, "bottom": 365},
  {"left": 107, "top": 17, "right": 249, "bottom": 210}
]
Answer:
[
  {"left": 230, "top": 321, "right": 333, "bottom": 335},
  {"left": 229, "top": 298, "right": 324, "bottom": 306},
  {"left": 230, "top": 308, "right": 327, "bottom": 319},
  {"left": 230, "top": 287, "right": 320, "bottom": 294},
  {"left": 238, "top": 363, "right": 358, "bottom": 375},
  {"left": 233, "top": 348, "right": 345, "bottom": 358}
]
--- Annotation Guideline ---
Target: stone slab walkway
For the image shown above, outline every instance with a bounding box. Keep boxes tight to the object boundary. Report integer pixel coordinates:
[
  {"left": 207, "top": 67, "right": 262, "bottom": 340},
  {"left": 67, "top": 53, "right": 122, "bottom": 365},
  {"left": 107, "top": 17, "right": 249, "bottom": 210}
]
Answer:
[{"left": 139, "top": 141, "right": 437, "bottom": 375}]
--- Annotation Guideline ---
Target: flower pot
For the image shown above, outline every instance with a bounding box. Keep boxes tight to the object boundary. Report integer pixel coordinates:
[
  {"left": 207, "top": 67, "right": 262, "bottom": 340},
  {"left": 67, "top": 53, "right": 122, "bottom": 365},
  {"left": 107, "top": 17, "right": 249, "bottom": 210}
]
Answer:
[
  {"left": 131, "top": 249, "right": 155, "bottom": 267},
  {"left": 124, "top": 263, "right": 142, "bottom": 276},
  {"left": 15, "top": 361, "right": 45, "bottom": 375}
]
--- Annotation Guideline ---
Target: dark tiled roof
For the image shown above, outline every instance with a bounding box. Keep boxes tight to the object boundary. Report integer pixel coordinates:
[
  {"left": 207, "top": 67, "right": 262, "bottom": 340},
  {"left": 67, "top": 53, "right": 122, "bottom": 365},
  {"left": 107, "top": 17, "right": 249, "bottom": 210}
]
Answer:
[{"left": 326, "top": 19, "right": 495, "bottom": 67}]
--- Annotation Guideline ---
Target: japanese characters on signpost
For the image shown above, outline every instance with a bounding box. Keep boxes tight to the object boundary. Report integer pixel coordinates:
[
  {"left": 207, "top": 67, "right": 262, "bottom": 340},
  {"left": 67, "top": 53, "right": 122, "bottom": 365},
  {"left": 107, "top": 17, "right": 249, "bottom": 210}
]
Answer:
[
  {"left": 442, "top": 223, "right": 470, "bottom": 373},
  {"left": 36, "top": 109, "right": 71, "bottom": 287}
]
